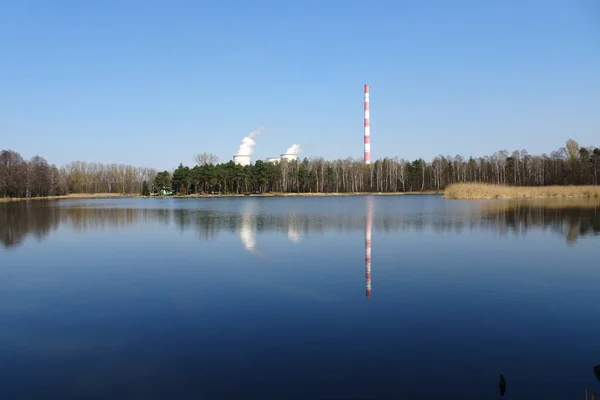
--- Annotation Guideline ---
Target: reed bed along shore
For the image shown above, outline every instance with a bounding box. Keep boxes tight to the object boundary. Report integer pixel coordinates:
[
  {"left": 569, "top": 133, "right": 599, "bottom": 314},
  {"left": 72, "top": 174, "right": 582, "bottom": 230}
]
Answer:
[{"left": 444, "top": 183, "right": 600, "bottom": 200}]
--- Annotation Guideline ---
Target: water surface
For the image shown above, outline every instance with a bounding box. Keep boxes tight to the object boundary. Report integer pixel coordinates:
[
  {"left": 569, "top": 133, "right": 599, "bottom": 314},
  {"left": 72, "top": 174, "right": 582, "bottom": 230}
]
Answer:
[{"left": 1, "top": 195, "right": 599, "bottom": 399}]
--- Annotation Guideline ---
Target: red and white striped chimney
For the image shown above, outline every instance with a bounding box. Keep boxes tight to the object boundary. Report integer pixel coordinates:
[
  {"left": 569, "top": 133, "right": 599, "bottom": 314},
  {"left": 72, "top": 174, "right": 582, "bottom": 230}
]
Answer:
[
  {"left": 364, "top": 84, "right": 371, "bottom": 165},
  {"left": 365, "top": 197, "right": 373, "bottom": 299}
]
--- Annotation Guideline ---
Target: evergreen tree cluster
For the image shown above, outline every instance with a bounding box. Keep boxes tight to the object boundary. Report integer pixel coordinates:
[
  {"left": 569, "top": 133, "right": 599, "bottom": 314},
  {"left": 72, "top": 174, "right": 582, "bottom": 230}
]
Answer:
[{"left": 141, "top": 181, "right": 150, "bottom": 196}]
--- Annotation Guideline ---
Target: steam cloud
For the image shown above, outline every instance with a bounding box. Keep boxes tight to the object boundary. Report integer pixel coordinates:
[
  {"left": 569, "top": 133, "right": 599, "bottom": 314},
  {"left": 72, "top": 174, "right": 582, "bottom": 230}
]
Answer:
[
  {"left": 284, "top": 144, "right": 301, "bottom": 155},
  {"left": 237, "top": 127, "right": 264, "bottom": 156}
]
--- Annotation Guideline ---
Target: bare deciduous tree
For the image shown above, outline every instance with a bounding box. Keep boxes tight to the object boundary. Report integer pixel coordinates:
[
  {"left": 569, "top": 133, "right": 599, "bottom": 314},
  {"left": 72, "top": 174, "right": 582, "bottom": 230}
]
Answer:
[{"left": 194, "top": 152, "right": 219, "bottom": 166}]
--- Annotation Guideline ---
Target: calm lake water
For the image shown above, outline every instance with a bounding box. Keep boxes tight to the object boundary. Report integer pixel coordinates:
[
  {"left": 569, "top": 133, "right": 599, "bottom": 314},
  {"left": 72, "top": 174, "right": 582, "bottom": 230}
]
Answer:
[{"left": 1, "top": 195, "right": 599, "bottom": 399}]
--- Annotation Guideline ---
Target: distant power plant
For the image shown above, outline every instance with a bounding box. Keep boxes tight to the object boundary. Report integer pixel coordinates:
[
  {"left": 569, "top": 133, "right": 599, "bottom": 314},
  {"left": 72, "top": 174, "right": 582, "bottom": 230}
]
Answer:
[
  {"left": 233, "top": 154, "right": 251, "bottom": 166},
  {"left": 281, "top": 153, "right": 298, "bottom": 161},
  {"left": 231, "top": 128, "right": 302, "bottom": 165},
  {"left": 233, "top": 84, "right": 370, "bottom": 165},
  {"left": 267, "top": 144, "right": 301, "bottom": 163},
  {"left": 233, "top": 128, "right": 263, "bottom": 166},
  {"left": 263, "top": 150, "right": 299, "bottom": 164},
  {"left": 280, "top": 152, "right": 298, "bottom": 162}
]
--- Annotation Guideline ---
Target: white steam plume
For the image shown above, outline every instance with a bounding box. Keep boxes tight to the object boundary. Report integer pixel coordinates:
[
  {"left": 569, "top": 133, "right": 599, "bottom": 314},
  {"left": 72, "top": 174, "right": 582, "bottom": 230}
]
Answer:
[
  {"left": 284, "top": 144, "right": 301, "bottom": 155},
  {"left": 237, "top": 127, "right": 264, "bottom": 156}
]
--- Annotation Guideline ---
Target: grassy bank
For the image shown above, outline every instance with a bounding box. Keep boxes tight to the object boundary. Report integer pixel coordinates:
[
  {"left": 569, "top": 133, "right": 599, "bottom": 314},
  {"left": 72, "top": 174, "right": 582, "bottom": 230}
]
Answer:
[
  {"left": 1, "top": 191, "right": 441, "bottom": 202},
  {"left": 0, "top": 193, "right": 131, "bottom": 203},
  {"left": 444, "top": 183, "right": 600, "bottom": 200}
]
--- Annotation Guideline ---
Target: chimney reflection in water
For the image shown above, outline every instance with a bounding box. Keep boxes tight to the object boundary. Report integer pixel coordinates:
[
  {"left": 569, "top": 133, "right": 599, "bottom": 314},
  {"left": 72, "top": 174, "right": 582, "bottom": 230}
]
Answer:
[{"left": 365, "top": 196, "right": 373, "bottom": 299}]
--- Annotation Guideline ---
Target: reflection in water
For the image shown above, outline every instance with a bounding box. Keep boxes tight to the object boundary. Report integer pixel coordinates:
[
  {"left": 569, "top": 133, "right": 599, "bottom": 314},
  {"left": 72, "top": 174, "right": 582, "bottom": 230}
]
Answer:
[
  {"left": 1, "top": 198, "right": 599, "bottom": 250},
  {"left": 239, "top": 200, "right": 257, "bottom": 252},
  {"left": 365, "top": 196, "right": 373, "bottom": 299},
  {"left": 0, "top": 203, "right": 59, "bottom": 248},
  {"left": 287, "top": 214, "right": 302, "bottom": 243},
  {"left": 0, "top": 202, "right": 150, "bottom": 249},
  {"left": 480, "top": 199, "right": 600, "bottom": 245},
  {"left": 498, "top": 374, "right": 506, "bottom": 397},
  {"left": 238, "top": 200, "right": 302, "bottom": 254},
  {"left": 1, "top": 198, "right": 599, "bottom": 399}
]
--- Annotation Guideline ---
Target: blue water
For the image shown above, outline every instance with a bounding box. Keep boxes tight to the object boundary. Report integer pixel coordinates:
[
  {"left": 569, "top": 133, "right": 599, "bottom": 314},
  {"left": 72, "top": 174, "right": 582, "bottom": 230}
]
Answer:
[{"left": 0, "top": 195, "right": 599, "bottom": 399}]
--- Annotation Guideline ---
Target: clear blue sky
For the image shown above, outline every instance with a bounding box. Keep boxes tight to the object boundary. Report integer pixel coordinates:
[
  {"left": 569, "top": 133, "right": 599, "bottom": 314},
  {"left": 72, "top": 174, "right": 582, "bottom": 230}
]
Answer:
[{"left": 1, "top": 0, "right": 598, "bottom": 170}]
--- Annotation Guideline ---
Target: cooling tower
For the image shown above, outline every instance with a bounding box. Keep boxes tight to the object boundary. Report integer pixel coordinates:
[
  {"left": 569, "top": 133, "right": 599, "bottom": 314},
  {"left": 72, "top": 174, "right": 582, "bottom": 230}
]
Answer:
[
  {"left": 280, "top": 153, "right": 298, "bottom": 162},
  {"left": 266, "top": 157, "right": 280, "bottom": 164},
  {"left": 233, "top": 154, "right": 251, "bottom": 166}
]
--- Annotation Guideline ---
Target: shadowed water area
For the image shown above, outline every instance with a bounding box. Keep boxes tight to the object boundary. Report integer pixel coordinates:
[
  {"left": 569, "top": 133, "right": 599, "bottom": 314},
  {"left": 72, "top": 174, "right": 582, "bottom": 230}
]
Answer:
[{"left": 1, "top": 195, "right": 599, "bottom": 399}]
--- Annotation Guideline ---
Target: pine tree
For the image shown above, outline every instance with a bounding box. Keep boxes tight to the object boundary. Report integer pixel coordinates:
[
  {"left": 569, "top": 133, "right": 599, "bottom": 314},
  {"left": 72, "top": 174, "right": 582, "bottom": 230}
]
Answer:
[{"left": 141, "top": 181, "right": 150, "bottom": 196}]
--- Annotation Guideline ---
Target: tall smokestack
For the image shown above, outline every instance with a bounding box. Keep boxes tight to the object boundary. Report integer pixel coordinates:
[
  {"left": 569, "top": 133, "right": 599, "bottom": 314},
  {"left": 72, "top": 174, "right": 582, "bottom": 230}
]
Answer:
[
  {"left": 364, "top": 84, "right": 371, "bottom": 164},
  {"left": 365, "top": 196, "right": 373, "bottom": 299}
]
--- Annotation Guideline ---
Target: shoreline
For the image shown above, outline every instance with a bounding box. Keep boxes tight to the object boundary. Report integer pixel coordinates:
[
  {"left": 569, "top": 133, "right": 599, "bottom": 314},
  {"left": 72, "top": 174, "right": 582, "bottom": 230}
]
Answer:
[
  {"left": 170, "top": 191, "right": 441, "bottom": 198},
  {"left": 4, "top": 185, "right": 600, "bottom": 202},
  {"left": 0, "top": 193, "right": 130, "bottom": 203},
  {"left": 0, "top": 191, "right": 441, "bottom": 202}
]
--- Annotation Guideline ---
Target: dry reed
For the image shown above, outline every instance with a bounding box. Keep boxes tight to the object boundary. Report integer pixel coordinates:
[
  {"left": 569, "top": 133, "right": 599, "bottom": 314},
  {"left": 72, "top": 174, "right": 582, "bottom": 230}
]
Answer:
[{"left": 444, "top": 183, "right": 600, "bottom": 200}]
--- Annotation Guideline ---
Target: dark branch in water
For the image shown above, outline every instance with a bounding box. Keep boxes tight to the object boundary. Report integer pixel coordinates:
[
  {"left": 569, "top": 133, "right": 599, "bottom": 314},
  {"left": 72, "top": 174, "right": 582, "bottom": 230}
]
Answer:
[{"left": 498, "top": 374, "right": 506, "bottom": 397}]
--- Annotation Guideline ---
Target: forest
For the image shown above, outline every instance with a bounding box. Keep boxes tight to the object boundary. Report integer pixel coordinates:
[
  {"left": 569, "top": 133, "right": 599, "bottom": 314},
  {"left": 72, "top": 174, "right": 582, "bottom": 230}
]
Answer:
[{"left": 0, "top": 139, "right": 598, "bottom": 198}]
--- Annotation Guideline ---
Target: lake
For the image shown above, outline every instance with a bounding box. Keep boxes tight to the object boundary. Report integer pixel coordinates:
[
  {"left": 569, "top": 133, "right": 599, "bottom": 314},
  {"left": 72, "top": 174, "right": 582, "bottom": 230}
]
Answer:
[{"left": 1, "top": 195, "right": 599, "bottom": 399}]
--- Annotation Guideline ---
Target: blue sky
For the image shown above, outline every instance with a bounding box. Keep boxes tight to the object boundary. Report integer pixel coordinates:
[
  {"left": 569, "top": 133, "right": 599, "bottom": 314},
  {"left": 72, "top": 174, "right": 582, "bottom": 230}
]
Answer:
[{"left": 1, "top": 0, "right": 598, "bottom": 170}]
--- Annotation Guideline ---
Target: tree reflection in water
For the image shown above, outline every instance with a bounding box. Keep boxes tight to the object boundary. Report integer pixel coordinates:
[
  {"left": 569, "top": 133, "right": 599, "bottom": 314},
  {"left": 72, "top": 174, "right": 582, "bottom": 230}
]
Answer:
[{"left": 1, "top": 198, "right": 598, "bottom": 250}]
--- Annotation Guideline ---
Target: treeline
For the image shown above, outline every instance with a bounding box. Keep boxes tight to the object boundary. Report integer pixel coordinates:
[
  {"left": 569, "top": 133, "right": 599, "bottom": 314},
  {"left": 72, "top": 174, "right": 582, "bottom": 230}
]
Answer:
[
  {"left": 0, "top": 150, "right": 156, "bottom": 198},
  {"left": 165, "top": 139, "right": 599, "bottom": 194},
  {"left": 2, "top": 139, "right": 599, "bottom": 198},
  {"left": 62, "top": 161, "right": 157, "bottom": 194}
]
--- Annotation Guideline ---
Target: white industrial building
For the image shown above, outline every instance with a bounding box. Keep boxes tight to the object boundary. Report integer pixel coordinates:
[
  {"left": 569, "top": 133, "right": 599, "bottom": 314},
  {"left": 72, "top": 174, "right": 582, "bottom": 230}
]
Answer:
[
  {"left": 233, "top": 154, "right": 251, "bottom": 166},
  {"left": 280, "top": 153, "right": 298, "bottom": 162}
]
